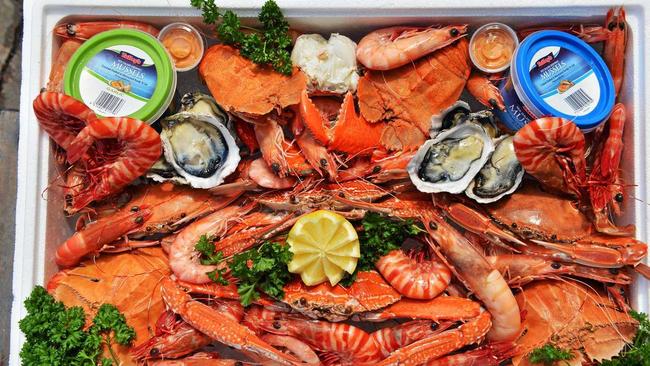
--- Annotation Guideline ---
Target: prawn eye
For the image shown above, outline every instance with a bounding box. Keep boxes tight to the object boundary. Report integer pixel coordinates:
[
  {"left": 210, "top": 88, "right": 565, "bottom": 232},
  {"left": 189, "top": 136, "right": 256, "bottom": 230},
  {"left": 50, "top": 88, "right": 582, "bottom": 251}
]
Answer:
[
  {"left": 615, "top": 192, "right": 624, "bottom": 202},
  {"left": 608, "top": 22, "right": 616, "bottom": 31},
  {"left": 450, "top": 28, "right": 460, "bottom": 37},
  {"left": 619, "top": 22, "right": 626, "bottom": 30}
]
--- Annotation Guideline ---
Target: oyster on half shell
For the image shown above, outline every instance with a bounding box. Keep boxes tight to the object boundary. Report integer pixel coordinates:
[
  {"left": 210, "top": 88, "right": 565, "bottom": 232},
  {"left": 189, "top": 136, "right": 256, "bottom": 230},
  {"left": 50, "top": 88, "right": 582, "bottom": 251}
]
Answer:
[
  {"left": 408, "top": 123, "right": 494, "bottom": 194},
  {"left": 466, "top": 135, "right": 524, "bottom": 203},
  {"left": 155, "top": 92, "right": 240, "bottom": 189}
]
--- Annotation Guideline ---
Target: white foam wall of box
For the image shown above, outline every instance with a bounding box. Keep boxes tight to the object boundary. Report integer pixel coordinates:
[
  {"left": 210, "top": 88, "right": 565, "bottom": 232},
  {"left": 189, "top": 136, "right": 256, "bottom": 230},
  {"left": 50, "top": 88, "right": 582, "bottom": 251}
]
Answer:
[{"left": 11, "top": 0, "right": 650, "bottom": 363}]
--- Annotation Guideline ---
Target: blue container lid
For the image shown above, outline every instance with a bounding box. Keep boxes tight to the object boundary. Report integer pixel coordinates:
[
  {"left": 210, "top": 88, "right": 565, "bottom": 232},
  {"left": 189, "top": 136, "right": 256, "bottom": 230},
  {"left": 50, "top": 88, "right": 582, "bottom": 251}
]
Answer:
[{"left": 512, "top": 30, "right": 615, "bottom": 131}]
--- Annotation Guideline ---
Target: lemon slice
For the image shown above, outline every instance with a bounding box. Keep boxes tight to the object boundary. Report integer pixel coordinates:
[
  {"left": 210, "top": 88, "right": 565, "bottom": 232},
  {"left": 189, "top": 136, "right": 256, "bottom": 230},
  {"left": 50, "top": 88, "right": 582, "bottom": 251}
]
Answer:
[{"left": 287, "top": 210, "right": 360, "bottom": 286}]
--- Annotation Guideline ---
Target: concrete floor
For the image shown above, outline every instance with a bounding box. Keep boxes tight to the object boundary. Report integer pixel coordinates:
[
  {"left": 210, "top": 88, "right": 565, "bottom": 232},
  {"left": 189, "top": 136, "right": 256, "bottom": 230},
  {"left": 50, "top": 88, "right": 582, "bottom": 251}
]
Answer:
[{"left": 0, "top": 0, "right": 22, "bottom": 364}]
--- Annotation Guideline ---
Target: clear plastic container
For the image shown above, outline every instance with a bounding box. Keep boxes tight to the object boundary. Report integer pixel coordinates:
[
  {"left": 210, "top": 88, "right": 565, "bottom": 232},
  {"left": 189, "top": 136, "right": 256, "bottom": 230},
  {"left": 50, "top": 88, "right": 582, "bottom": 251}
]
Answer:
[
  {"left": 158, "top": 22, "right": 205, "bottom": 72},
  {"left": 469, "top": 23, "right": 518, "bottom": 73}
]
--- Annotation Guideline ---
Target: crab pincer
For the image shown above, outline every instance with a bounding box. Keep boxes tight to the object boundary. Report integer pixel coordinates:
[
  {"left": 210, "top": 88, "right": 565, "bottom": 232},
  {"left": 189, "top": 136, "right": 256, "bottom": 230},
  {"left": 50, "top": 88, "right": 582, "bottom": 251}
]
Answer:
[{"left": 160, "top": 277, "right": 301, "bottom": 366}]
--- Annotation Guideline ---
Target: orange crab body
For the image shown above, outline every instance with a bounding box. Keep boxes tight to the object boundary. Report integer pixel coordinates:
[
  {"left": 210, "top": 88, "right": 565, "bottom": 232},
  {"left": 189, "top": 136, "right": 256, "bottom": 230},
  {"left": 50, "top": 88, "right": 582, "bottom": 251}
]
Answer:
[
  {"left": 357, "top": 38, "right": 471, "bottom": 151},
  {"left": 199, "top": 45, "right": 306, "bottom": 116}
]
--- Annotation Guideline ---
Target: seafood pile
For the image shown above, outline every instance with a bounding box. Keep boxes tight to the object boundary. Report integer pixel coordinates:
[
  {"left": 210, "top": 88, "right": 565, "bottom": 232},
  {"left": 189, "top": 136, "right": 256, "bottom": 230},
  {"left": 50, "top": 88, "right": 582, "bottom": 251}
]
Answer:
[{"left": 22, "top": 3, "right": 650, "bottom": 366}]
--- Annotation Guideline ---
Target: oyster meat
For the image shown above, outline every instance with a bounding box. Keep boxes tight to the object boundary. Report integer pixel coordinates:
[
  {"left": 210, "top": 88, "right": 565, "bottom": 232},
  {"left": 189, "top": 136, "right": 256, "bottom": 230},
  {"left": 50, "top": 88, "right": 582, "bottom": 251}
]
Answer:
[
  {"left": 156, "top": 92, "right": 240, "bottom": 189},
  {"left": 466, "top": 135, "right": 523, "bottom": 203},
  {"left": 430, "top": 101, "right": 498, "bottom": 138},
  {"left": 408, "top": 123, "right": 493, "bottom": 194}
]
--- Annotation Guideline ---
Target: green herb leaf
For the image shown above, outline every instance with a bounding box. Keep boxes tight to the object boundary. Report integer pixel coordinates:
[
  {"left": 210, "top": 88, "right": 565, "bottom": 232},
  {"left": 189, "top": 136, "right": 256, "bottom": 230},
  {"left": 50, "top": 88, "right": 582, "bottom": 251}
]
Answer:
[
  {"left": 192, "top": 0, "right": 293, "bottom": 74},
  {"left": 19, "top": 286, "right": 135, "bottom": 366},
  {"left": 191, "top": 0, "right": 221, "bottom": 25},
  {"left": 228, "top": 241, "right": 293, "bottom": 306},
  {"left": 529, "top": 344, "right": 574, "bottom": 365},
  {"left": 357, "top": 212, "right": 422, "bottom": 271},
  {"left": 601, "top": 310, "right": 650, "bottom": 366}
]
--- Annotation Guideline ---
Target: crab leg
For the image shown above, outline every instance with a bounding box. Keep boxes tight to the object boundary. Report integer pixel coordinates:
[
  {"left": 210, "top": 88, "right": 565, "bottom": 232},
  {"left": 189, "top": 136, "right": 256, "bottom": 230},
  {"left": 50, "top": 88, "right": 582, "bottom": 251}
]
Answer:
[
  {"left": 376, "top": 311, "right": 492, "bottom": 366},
  {"left": 160, "top": 277, "right": 300, "bottom": 366},
  {"left": 439, "top": 200, "right": 526, "bottom": 246},
  {"left": 487, "top": 254, "right": 632, "bottom": 285},
  {"left": 355, "top": 297, "right": 481, "bottom": 322}
]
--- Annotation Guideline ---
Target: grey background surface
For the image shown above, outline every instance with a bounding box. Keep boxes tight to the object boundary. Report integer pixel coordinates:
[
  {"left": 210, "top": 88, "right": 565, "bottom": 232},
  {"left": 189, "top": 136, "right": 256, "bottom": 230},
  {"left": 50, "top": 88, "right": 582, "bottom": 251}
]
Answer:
[{"left": 0, "top": 0, "right": 22, "bottom": 364}]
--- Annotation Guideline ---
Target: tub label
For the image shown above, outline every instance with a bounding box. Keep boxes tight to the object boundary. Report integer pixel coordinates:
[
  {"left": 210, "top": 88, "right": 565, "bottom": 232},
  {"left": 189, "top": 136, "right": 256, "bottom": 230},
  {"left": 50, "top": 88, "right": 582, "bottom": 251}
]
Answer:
[
  {"left": 79, "top": 45, "right": 158, "bottom": 117},
  {"left": 528, "top": 46, "right": 600, "bottom": 116}
]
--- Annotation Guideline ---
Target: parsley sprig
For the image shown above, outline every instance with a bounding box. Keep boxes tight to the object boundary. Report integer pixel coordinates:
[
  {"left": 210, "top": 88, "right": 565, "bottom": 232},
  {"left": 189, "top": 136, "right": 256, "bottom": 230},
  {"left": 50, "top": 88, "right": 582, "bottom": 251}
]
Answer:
[
  {"left": 601, "top": 310, "right": 650, "bottom": 366},
  {"left": 529, "top": 344, "right": 574, "bottom": 365},
  {"left": 19, "top": 286, "right": 135, "bottom": 366},
  {"left": 196, "top": 237, "right": 293, "bottom": 306},
  {"left": 195, "top": 234, "right": 229, "bottom": 285},
  {"left": 191, "top": 0, "right": 293, "bottom": 74}
]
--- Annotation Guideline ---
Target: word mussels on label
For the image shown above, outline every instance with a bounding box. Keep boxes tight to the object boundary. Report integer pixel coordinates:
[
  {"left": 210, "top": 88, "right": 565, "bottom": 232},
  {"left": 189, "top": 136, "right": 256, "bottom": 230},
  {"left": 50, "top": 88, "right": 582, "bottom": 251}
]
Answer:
[{"left": 496, "top": 30, "right": 615, "bottom": 132}]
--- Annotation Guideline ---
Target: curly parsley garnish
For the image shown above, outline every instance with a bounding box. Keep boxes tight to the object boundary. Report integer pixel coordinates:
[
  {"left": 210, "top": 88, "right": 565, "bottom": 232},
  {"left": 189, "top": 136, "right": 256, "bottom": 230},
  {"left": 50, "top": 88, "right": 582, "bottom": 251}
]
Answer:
[
  {"left": 191, "top": 0, "right": 293, "bottom": 74},
  {"left": 529, "top": 344, "right": 574, "bottom": 365},
  {"left": 19, "top": 286, "right": 135, "bottom": 366},
  {"left": 601, "top": 310, "right": 650, "bottom": 366},
  {"left": 196, "top": 237, "right": 293, "bottom": 306}
]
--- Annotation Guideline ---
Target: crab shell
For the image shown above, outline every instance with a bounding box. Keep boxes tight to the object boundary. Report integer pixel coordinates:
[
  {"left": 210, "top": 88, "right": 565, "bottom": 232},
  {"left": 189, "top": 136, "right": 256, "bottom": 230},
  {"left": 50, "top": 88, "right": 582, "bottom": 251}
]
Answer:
[
  {"left": 512, "top": 280, "right": 637, "bottom": 366},
  {"left": 408, "top": 123, "right": 494, "bottom": 194},
  {"left": 282, "top": 271, "right": 401, "bottom": 322},
  {"left": 485, "top": 183, "right": 592, "bottom": 242},
  {"left": 465, "top": 135, "right": 524, "bottom": 204},
  {"left": 47, "top": 247, "right": 171, "bottom": 365}
]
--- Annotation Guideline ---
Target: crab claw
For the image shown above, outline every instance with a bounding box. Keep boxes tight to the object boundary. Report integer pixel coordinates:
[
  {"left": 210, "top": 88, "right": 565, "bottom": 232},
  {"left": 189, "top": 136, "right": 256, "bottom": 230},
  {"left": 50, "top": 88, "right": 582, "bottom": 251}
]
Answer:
[
  {"left": 299, "top": 89, "right": 332, "bottom": 145},
  {"left": 300, "top": 91, "right": 382, "bottom": 156},
  {"left": 160, "top": 277, "right": 301, "bottom": 366},
  {"left": 329, "top": 92, "right": 383, "bottom": 156}
]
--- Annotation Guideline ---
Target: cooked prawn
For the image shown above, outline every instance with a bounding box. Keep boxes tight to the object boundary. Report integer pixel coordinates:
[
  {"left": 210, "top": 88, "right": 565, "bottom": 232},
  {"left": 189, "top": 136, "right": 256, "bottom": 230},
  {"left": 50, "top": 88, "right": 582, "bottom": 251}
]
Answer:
[
  {"left": 466, "top": 71, "right": 505, "bottom": 111},
  {"left": 66, "top": 117, "right": 162, "bottom": 210},
  {"left": 423, "top": 208, "right": 521, "bottom": 342},
  {"left": 588, "top": 103, "right": 634, "bottom": 236},
  {"left": 248, "top": 158, "right": 297, "bottom": 189},
  {"left": 356, "top": 25, "right": 468, "bottom": 70},
  {"left": 371, "top": 320, "right": 445, "bottom": 357},
  {"left": 47, "top": 40, "right": 82, "bottom": 92},
  {"left": 603, "top": 7, "right": 627, "bottom": 96},
  {"left": 55, "top": 205, "right": 152, "bottom": 267},
  {"left": 261, "top": 335, "right": 322, "bottom": 365},
  {"left": 168, "top": 202, "right": 256, "bottom": 284},
  {"left": 54, "top": 20, "right": 159, "bottom": 40},
  {"left": 33, "top": 92, "right": 97, "bottom": 150},
  {"left": 259, "top": 318, "right": 383, "bottom": 365},
  {"left": 375, "top": 249, "right": 451, "bottom": 299},
  {"left": 513, "top": 117, "right": 586, "bottom": 196},
  {"left": 254, "top": 117, "right": 291, "bottom": 177}
]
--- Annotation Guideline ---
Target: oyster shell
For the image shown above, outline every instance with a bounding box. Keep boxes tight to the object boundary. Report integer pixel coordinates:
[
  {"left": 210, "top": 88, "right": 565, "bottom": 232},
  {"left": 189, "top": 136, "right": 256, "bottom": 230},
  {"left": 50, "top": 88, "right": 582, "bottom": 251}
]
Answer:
[
  {"left": 179, "top": 92, "right": 225, "bottom": 117},
  {"left": 408, "top": 123, "right": 494, "bottom": 194},
  {"left": 157, "top": 93, "right": 240, "bottom": 189},
  {"left": 146, "top": 157, "right": 188, "bottom": 184},
  {"left": 290, "top": 33, "right": 359, "bottom": 94},
  {"left": 466, "top": 135, "right": 523, "bottom": 203},
  {"left": 430, "top": 101, "right": 499, "bottom": 138}
]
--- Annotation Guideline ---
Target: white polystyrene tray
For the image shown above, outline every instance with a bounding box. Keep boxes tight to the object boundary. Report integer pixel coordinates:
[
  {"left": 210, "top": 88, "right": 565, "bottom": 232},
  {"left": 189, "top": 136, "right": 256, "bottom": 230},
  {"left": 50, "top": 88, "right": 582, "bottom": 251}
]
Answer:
[{"left": 11, "top": 0, "right": 650, "bottom": 364}]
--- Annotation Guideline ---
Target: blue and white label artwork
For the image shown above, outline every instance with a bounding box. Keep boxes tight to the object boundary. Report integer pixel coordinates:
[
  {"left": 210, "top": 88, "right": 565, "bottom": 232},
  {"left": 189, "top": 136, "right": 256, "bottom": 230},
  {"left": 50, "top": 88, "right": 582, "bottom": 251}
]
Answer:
[
  {"left": 528, "top": 46, "right": 600, "bottom": 117},
  {"left": 79, "top": 45, "right": 158, "bottom": 117}
]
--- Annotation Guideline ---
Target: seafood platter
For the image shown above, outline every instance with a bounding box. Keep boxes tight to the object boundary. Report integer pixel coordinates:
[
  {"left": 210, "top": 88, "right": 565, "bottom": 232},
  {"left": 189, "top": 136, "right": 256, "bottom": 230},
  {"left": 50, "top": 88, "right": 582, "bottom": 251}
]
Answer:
[{"left": 10, "top": 0, "right": 650, "bottom": 365}]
